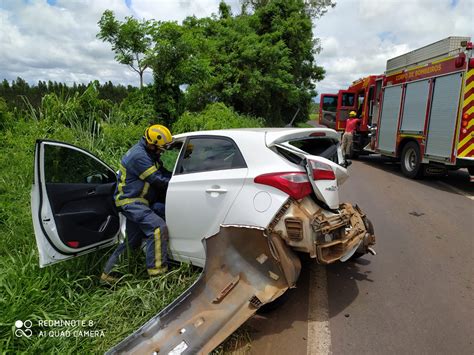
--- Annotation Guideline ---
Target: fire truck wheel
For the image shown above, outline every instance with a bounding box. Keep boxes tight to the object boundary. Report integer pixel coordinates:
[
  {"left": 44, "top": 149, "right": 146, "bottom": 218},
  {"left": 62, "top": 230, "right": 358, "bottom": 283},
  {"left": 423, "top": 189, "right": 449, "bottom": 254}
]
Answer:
[
  {"left": 401, "top": 142, "right": 423, "bottom": 179},
  {"left": 468, "top": 167, "right": 474, "bottom": 176}
]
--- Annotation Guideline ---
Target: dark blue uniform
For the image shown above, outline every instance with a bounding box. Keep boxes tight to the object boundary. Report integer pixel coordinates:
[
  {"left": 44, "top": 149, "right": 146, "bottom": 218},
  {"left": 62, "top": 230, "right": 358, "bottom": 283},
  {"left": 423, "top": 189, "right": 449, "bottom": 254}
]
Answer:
[{"left": 104, "top": 138, "right": 171, "bottom": 276}]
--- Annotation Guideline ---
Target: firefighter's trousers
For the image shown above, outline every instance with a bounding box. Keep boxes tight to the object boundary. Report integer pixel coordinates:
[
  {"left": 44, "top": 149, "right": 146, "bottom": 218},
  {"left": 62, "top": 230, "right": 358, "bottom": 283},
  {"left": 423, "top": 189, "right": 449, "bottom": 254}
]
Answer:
[
  {"left": 341, "top": 132, "right": 353, "bottom": 157},
  {"left": 103, "top": 202, "right": 168, "bottom": 276}
]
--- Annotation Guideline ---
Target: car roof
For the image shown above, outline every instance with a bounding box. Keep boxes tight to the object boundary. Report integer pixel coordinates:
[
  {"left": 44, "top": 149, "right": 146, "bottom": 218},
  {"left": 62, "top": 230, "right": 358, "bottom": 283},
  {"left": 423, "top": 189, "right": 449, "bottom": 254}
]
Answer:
[{"left": 173, "top": 127, "right": 339, "bottom": 142}]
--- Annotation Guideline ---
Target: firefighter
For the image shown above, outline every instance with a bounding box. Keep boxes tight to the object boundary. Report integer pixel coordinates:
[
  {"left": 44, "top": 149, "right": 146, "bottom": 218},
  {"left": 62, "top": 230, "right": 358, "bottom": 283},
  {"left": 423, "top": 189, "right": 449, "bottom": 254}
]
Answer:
[
  {"left": 101, "top": 124, "right": 173, "bottom": 284},
  {"left": 341, "top": 111, "right": 361, "bottom": 158}
]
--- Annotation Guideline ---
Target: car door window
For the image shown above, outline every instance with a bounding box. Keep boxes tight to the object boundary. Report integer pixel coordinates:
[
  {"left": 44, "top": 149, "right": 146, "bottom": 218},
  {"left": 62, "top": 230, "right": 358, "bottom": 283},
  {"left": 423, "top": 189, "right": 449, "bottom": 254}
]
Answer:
[
  {"left": 176, "top": 137, "right": 246, "bottom": 174},
  {"left": 44, "top": 144, "right": 116, "bottom": 184}
]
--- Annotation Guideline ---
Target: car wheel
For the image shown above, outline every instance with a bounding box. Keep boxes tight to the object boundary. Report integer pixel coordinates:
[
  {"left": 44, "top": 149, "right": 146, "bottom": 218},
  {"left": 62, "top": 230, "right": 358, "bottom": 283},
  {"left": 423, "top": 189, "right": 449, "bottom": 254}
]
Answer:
[
  {"left": 350, "top": 217, "right": 374, "bottom": 261},
  {"left": 350, "top": 252, "right": 365, "bottom": 260},
  {"left": 257, "top": 289, "right": 291, "bottom": 314},
  {"left": 401, "top": 142, "right": 423, "bottom": 179}
]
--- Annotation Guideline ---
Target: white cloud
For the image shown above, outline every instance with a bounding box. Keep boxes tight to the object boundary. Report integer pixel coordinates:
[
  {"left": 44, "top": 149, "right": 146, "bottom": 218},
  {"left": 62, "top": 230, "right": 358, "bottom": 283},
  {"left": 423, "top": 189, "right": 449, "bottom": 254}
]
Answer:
[
  {"left": 314, "top": 0, "right": 473, "bottom": 98},
  {"left": 0, "top": 0, "right": 472, "bottom": 94}
]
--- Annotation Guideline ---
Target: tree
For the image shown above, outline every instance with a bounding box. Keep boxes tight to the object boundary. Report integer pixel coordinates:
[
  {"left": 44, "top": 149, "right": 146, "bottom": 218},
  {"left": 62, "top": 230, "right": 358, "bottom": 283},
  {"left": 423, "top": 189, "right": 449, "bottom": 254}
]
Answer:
[
  {"left": 97, "top": 10, "right": 152, "bottom": 89},
  {"left": 147, "top": 21, "right": 210, "bottom": 126},
  {"left": 179, "top": 0, "right": 333, "bottom": 125}
]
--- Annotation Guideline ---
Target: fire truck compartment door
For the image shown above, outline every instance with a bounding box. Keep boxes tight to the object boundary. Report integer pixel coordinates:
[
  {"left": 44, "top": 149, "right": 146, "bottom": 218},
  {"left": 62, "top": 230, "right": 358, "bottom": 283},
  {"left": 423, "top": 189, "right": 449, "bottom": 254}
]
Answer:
[
  {"left": 425, "top": 72, "right": 463, "bottom": 159},
  {"left": 378, "top": 85, "right": 402, "bottom": 154},
  {"left": 400, "top": 79, "right": 430, "bottom": 134}
]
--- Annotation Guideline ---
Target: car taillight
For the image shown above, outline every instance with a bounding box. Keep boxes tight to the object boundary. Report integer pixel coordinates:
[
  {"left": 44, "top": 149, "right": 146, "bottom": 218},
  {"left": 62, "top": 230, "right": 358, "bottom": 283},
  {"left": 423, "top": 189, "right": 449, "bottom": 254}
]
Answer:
[
  {"left": 254, "top": 172, "right": 312, "bottom": 200},
  {"left": 309, "top": 160, "right": 336, "bottom": 180}
]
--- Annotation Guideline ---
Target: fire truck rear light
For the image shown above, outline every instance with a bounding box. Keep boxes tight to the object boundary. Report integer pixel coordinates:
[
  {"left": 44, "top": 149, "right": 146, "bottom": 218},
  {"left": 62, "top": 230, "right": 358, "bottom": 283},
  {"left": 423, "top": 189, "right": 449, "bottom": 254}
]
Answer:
[
  {"left": 309, "top": 160, "right": 336, "bottom": 180},
  {"left": 462, "top": 128, "right": 467, "bottom": 134},
  {"left": 254, "top": 172, "right": 312, "bottom": 200},
  {"left": 462, "top": 120, "right": 468, "bottom": 127},
  {"left": 463, "top": 113, "right": 469, "bottom": 120},
  {"left": 467, "top": 42, "right": 473, "bottom": 50}
]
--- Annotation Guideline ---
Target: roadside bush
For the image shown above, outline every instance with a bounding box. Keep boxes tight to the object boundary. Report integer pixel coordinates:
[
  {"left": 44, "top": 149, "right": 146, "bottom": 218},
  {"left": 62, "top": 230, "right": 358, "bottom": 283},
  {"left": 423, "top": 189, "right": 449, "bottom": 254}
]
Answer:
[
  {"left": 0, "top": 96, "right": 13, "bottom": 129},
  {"left": 172, "top": 102, "right": 264, "bottom": 134},
  {"left": 22, "top": 83, "right": 111, "bottom": 127},
  {"left": 105, "top": 86, "right": 156, "bottom": 126}
]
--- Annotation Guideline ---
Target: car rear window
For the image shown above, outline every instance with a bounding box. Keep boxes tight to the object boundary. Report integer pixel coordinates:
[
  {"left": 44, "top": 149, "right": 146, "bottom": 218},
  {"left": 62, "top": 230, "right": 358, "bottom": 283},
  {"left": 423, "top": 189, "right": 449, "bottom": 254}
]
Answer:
[{"left": 289, "top": 138, "right": 339, "bottom": 163}]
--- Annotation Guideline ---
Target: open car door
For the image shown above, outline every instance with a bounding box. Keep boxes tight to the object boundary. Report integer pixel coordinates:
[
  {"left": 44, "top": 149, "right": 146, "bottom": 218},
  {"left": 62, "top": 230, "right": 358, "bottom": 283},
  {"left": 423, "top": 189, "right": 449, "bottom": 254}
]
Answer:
[
  {"left": 31, "top": 140, "right": 120, "bottom": 267},
  {"left": 336, "top": 90, "right": 357, "bottom": 131},
  {"left": 319, "top": 94, "right": 338, "bottom": 129}
]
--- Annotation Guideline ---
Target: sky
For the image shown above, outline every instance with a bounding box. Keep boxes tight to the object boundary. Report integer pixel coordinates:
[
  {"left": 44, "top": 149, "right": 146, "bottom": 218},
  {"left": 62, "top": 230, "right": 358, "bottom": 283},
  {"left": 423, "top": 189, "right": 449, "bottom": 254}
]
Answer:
[{"left": 0, "top": 0, "right": 473, "bottom": 99}]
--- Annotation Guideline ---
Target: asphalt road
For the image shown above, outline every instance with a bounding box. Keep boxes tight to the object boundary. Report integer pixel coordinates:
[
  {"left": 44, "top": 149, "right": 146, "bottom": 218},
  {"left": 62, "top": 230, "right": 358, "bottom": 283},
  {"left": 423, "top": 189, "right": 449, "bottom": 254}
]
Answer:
[{"left": 246, "top": 155, "right": 474, "bottom": 355}]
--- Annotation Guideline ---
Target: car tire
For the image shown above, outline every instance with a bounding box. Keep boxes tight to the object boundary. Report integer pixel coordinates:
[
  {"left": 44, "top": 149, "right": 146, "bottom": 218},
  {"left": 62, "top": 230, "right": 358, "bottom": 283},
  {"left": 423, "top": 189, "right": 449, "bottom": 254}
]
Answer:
[
  {"left": 400, "top": 142, "right": 424, "bottom": 179},
  {"left": 350, "top": 217, "right": 374, "bottom": 261},
  {"left": 350, "top": 252, "right": 365, "bottom": 260},
  {"left": 257, "top": 289, "right": 291, "bottom": 314}
]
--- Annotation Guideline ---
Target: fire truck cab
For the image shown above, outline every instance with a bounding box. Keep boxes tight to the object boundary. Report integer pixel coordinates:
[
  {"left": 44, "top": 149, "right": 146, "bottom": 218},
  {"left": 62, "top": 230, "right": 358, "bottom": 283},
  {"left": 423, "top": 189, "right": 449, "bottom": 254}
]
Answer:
[
  {"left": 320, "top": 36, "right": 474, "bottom": 179},
  {"left": 320, "top": 75, "right": 383, "bottom": 158}
]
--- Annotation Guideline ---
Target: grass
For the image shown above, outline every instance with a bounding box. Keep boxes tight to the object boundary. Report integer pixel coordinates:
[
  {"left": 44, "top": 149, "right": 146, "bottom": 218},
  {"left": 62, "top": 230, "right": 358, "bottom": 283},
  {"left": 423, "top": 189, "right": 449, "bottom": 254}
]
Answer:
[{"left": 308, "top": 112, "right": 319, "bottom": 122}]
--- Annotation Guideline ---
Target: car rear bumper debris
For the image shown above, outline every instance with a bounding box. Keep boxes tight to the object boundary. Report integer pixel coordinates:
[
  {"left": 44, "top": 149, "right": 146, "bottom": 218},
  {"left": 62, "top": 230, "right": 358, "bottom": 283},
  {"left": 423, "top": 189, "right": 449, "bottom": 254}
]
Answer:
[
  {"left": 270, "top": 198, "right": 376, "bottom": 264},
  {"left": 106, "top": 225, "right": 301, "bottom": 355}
]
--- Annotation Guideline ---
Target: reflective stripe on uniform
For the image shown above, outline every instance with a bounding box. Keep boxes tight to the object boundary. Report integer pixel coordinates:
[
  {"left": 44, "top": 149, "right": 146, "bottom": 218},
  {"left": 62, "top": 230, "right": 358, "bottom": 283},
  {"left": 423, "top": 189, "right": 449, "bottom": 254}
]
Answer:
[
  {"left": 139, "top": 165, "right": 158, "bottom": 180},
  {"left": 115, "top": 164, "right": 127, "bottom": 203},
  {"left": 115, "top": 198, "right": 149, "bottom": 207},
  {"left": 154, "top": 227, "right": 162, "bottom": 269},
  {"left": 140, "top": 181, "right": 150, "bottom": 199}
]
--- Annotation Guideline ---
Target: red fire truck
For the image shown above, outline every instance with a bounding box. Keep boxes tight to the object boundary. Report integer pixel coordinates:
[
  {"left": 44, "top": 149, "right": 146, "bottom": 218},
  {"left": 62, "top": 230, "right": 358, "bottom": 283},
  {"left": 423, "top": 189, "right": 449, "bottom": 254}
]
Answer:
[{"left": 319, "top": 36, "right": 474, "bottom": 179}]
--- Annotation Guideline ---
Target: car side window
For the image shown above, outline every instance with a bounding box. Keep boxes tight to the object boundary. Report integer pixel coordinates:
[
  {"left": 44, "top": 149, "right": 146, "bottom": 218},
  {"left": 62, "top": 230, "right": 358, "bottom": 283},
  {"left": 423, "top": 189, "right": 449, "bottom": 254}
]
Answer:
[
  {"left": 176, "top": 137, "right": 246, "bottom": 174},
  {"left": 44, "top": 144, "right": 116, "bottom": 184}
]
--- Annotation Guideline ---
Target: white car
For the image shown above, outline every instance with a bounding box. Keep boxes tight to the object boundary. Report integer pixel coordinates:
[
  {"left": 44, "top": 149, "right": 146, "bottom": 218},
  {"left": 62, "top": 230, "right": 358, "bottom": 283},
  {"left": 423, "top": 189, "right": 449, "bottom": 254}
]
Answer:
[
  {"left": 31, "top": 127, "right": 375, "bottom": 354},
  {"left": 32, "top": 127, "right": 373, "bottom": 268}
]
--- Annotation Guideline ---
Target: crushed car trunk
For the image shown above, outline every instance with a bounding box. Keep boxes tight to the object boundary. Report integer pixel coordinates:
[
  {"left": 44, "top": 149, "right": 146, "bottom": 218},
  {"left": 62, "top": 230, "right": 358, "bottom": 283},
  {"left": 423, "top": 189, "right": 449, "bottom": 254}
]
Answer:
[
  {"left": 107, "top": 225, "right": 301, "bottom": 355},
  {"left": 271, "top": 199, "right": 376, "bottom": 263}
]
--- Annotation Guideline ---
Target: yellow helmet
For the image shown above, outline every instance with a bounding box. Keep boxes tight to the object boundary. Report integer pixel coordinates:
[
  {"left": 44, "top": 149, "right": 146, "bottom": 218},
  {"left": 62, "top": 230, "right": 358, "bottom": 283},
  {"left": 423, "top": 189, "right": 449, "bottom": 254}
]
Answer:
[
  {"left": 144, "top": 124, "right": 173, "bottom": 148},
  {"left": 349, "top": 111, "right": 357, "bottom": 117}
]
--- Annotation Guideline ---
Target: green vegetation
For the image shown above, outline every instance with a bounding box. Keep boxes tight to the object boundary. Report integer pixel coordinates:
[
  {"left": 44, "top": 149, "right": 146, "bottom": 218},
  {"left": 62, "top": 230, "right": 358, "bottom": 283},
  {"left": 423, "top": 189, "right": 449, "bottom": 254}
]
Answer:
[{"left": 0, "top": 0, "right": 334, "bottom": 352}]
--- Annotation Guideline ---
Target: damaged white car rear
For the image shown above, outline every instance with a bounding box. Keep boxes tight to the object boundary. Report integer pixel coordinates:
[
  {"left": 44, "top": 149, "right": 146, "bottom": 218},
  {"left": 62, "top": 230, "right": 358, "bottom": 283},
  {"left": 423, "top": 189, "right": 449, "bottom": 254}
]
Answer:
[{"left": 31, "top": 128, "right": 375, "bottom": 354}]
